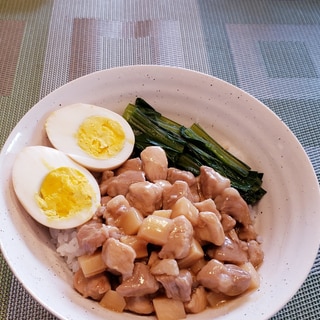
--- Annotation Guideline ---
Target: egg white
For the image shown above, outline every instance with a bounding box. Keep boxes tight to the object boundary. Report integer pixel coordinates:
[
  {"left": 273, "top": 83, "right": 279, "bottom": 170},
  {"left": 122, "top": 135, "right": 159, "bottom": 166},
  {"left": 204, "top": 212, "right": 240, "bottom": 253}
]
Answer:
[
  {"left": 45, "top": 103, "right": 135, "bottom": 171},
  {"left": 12, "top": 146, "right": 101, "bottom": 229}
]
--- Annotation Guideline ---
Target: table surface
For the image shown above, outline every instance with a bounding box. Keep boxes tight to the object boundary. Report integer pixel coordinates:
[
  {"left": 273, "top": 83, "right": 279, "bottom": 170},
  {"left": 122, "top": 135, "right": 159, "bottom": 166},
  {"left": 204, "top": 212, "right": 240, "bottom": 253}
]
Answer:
[{"left": 0, "top": 0, "right": 319, "bottom": 319}]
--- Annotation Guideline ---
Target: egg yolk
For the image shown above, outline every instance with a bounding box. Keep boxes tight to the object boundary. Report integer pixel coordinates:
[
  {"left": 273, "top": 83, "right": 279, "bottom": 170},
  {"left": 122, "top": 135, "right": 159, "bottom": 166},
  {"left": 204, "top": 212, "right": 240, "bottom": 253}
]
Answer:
[
  {"left": 76, "top": 116, "right": 125, "bottom": 159},
  {"left": 35, "top": 167, "right": 95, "bottom": 219}
]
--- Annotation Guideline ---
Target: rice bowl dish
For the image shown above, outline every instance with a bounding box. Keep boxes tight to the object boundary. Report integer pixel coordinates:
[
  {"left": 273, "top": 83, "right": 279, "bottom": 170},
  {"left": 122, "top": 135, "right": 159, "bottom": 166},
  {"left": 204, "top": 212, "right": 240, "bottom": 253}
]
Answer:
[{"left": 0, "top": 65, "right": 319, "bottom": 320}]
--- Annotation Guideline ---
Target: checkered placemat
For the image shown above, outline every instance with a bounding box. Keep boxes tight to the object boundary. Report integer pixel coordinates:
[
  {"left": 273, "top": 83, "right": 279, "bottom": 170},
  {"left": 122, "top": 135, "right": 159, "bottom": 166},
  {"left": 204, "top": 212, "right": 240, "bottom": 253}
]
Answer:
[{"left": 1, "top": 0, "right": 319, "bottom": 319}]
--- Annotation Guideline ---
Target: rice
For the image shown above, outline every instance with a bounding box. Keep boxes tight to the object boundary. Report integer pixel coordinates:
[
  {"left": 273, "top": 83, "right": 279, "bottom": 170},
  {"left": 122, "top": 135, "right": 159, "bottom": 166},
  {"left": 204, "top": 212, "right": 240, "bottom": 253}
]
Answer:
[{"left": 49, "top": 228, "right": 85, "bottom": 272}]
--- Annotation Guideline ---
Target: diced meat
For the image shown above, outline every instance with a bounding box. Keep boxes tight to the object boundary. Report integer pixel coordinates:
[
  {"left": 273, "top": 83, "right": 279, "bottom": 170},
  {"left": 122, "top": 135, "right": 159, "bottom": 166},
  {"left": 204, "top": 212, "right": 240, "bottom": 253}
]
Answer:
[
  {"left": 100, "top": 170, "right": 114, "bottom": 183},
  {"left": 156, "top": 269, "right": 193, "bottom": 302},
  {"left": 154, "top": 180, "right": 172, "bottom": 203},
  {"left": 116, "top": 262, "right": 159, "bottom": 297},
  {"left": 105, "top": 194, "right": 131, "bottom": 220},
  {"left": 125, "top": 295, "right": 154, "bottom": 314},
  {"left": 194, "top": 198, "right": 221, "bottom": 220},
  {"left": 150, "top": 258, "right": 179, "bottom": 276},
  {"left": 140, "top": 146, "right": 168, "bottom": 182},
  {"left": 189, "top": 182, "right": 201, "bottom": 203},
  {"left": 73, "top": 268, "right": 110, "bottom": 301},
  {"left": 154, "top": 179, "right": 172, "bottom": 191},
  {"left": 162, "top": 180, "right": 194, "bottom": 209},
  {"left": 100, "top": 170, "right": 145, "bottom": 196},
  {"left": 220, "top": 213, "right": 237, "bottom": 232},
  {"left": 115, "top": 157, "right": 142, "bottom": 175},
  {"left": 166, "top": 169, "right": 201, "bottom": 203},
  {"left": 126, "top": 181, "right": 162, "bottom": 216},
  {"left": 194, "top": 211, "right": 225, "bottom": 246},
  {"left": 215, "top": 187, "right": 252, "bottom": 227},
  {"left": 197, "top": 259, "right": 251, "bottom": 296},
  {"left": 199, "top": 166, "right": 230, "bottom": 199},
  {"left": 102, "top": 238, "right": 136, "bottom": 280},
  {"left": 159, "top": 215, "right": 194, "bottom": 259},
  {"left": 72, "top": 146, "right": 264, "bottom": 312},
  {"left": 167, "top": 168, "right": 196, "bottom": 187},
  {"left": 207, "top": 236, "right": 248, "bottom": 265},
  {"left": 102, "top": 225, "right": 122, "bottom": 239},
  {"left": 247, "top": 240, "right": 264, "bottom": 268},
  {"left": 77, "top": 220, "right": 109, "bottom": 254}
]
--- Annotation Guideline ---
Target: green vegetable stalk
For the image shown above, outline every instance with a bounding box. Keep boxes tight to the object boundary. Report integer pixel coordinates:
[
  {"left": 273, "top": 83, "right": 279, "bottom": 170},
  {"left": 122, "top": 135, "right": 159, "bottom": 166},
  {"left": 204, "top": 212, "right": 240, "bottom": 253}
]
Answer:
[{"left": 123, "top": 98, "right": 266, "bottom": 205}]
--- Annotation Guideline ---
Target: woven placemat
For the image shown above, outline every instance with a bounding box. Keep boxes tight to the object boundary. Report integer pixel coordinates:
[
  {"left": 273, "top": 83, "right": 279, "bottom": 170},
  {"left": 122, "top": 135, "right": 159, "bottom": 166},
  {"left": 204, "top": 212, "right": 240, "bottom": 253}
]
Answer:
[{"left": 1, "top": 0, "right": 319, "bottom": 319}]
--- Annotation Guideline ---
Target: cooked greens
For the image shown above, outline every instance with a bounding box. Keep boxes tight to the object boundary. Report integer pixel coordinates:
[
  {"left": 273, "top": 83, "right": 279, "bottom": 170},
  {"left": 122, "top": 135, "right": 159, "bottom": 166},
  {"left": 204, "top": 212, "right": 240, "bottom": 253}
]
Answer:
[{"left": 123, "top": 98, "right": 266, "bottom": 205}]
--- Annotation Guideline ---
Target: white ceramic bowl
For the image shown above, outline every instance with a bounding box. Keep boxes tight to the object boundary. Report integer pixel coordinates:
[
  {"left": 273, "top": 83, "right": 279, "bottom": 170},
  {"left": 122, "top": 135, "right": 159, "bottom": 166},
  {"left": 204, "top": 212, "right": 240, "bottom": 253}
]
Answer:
[{"left": 0, "top": 65, "right": 319, "bottom": 320}]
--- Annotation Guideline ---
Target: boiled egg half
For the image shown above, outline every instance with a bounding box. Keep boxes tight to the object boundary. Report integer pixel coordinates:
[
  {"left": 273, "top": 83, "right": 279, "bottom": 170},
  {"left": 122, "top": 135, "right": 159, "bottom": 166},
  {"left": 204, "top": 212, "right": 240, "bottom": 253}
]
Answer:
[
  {"left": 45, "top": 103, "right": 135, "bottom": 171},
  {"left": 12, "top": 146, "right": 101, "bottom": 229}
]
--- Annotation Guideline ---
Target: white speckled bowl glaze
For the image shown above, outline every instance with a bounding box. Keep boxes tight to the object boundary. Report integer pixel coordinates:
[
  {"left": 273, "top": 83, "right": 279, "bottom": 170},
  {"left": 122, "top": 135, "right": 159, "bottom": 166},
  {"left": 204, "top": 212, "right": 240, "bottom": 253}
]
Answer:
[{"left": 1, "top": 65, "right": 319, "bottom": 320}]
